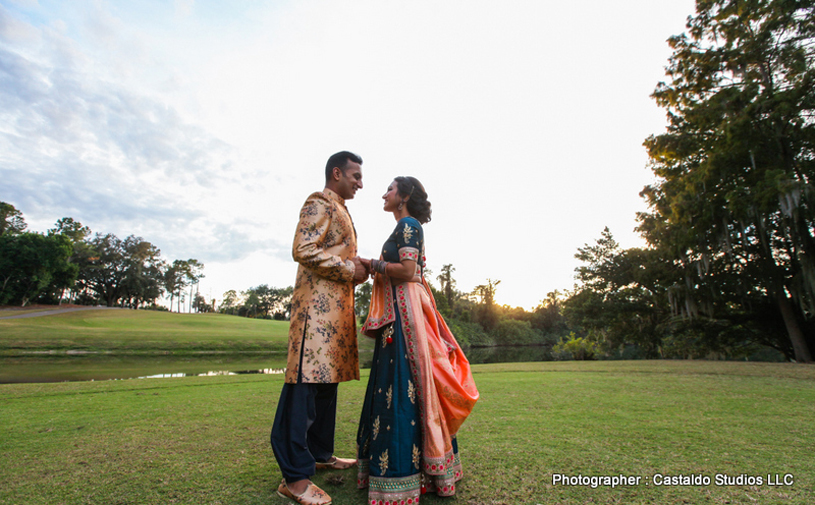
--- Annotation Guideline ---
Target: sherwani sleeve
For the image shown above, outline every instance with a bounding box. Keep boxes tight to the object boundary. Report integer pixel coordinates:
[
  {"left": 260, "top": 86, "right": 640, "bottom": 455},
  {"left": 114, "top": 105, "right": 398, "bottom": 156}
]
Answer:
[{"left": 292, "top": 193, "right": 356, "bottom": 282}]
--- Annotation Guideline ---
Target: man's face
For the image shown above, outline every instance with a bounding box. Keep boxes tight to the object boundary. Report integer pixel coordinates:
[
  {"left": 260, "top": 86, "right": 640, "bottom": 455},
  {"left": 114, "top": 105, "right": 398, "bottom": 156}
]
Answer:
[{"left": 334, "top": 161, "right": 363, "bottom": 200}]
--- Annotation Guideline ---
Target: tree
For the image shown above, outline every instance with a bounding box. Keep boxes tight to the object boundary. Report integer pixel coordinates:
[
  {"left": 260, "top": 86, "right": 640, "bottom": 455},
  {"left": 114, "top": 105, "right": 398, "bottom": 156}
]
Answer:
[
  {"left": 472, "top": 278, "right": 501, "bottom": 331},
  {"left": 531, "top": 290, "right": 568, "bottom": 336},
  {"left": 75, "top": 233, "right": 166, "bottom": 308},
  {"left": 0, "top": 202, "right": 27, "bottom": 236},
  {"left": 35, "top": 218, "right": 93, "bottom": 304},
  {"left": 354, "top": 281, "right": 372, "bottom": 323},
  {"left": 193, "top": 293, "right": 214, "bottom": 313},
  {"left": 49, "top": 217, "right": 91, "bottom": 243},
  {"left": 241, "top": 288, "right": 261, "bottom": 317},
  {"left": 272, "top": 286, "right": 293, "bottom": 320},
  {"left": 436, "top": 264, "right": 457, "bottom": 309},
  {"left": 240, "top": 284, "right": 292, "bottom": 318},
  {"left": 0, "top": 233, "right": 76, "bottom": 306},
  {"left": 219, "top": 289, "right": 240, "bottom": 314},
  {"left": 640, "top": 0, "right": 815, "bottom": 362},
  {"left": 164, "top": 259, "right": 204, "bottom": 312},
  {"left": 121, "top": 237, "right": 165, "bottom": 309},
  {"left": 74, "top": 233, "right": 128, "bottom": 306},
  {"left": 574, "top": 227, "right": 622, "bottom": 294},
  {"left": 564, "top": 230, "right": 669, "bottom": 357}
]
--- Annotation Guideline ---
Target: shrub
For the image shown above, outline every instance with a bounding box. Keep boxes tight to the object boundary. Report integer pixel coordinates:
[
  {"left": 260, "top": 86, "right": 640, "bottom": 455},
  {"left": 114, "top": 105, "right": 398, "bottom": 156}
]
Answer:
[
  {"left": 446, "top": 318, "right": 493, "bottom": 347},
  {"left": 490, "top": 318, "right": 538, "bottom": 345},
  {"left": 552, "top": 332, "right": 598, "bottom": 360},
  {"left": 142, "top": 303, "right": 169, "bottom": 312}
]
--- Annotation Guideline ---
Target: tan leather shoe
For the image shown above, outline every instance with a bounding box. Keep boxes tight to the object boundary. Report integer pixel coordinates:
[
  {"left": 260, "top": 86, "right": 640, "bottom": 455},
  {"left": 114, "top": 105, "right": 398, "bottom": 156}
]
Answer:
[
  {"left": 315, "top": 456, "right": 357, "bottom": 470},
  {"left": 276, "top": 480, "right": 332, "bottom": 505}
]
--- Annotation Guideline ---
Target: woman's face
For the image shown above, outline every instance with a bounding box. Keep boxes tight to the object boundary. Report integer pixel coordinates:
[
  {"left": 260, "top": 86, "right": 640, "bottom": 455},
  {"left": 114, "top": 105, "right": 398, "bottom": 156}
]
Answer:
[{"left": 382, "top": 180, "right": 401, "bottom": 212}]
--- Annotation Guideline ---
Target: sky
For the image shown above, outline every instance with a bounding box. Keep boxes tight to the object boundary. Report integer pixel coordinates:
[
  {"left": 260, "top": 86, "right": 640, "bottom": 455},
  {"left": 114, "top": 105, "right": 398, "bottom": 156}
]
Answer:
[{"left": 0, "top": 0, "right": 697, "bottom": 310}]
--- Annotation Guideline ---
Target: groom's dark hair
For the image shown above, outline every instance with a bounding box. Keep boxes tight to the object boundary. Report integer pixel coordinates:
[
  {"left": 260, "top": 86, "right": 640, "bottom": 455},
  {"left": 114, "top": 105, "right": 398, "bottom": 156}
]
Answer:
[{"left": 325, "top": 151, "right": 363, "bottom": 182}]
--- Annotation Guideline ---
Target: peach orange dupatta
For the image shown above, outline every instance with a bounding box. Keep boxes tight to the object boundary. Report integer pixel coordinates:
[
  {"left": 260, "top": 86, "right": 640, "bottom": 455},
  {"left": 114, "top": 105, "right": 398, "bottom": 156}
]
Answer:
[{"left": 362, "top": 273, "right": 479, "bottom": 482}]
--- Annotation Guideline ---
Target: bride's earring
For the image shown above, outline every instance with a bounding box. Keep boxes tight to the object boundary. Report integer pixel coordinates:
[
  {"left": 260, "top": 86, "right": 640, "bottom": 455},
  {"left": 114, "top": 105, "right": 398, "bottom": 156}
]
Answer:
[{"left": 398, "top": 201, "right": 404, "bottom": 210}]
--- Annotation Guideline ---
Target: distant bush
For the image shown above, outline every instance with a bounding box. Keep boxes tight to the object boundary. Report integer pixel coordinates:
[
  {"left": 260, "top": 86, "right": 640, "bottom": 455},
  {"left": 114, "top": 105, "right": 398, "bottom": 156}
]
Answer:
[
  {"left": 142, "top": 303, "right": 169, "bottom": 312},
  {"left": 490, "top": 318, "right": 538, "bottom": 345},
  {"left": 465, "top": 345, "right": 553, "bottom": 364},
  {"left": 552, "top": 332, "right": 598, "bottom": 360},
  {"left": 446, "top": 318, "right": 493, "bottom": 347}
]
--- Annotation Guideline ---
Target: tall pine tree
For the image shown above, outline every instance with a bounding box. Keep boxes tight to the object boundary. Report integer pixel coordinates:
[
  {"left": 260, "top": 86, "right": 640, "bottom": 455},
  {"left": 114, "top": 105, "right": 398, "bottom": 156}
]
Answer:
[{"left": 640, "top": 0, "right": 815, "bottom": 362}]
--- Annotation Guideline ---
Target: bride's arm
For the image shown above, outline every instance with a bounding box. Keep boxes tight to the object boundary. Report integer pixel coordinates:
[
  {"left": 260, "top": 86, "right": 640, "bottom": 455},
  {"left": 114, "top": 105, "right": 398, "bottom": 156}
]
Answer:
[
  {"left": 382, "top": 259, "right": 417, "bottom": 281},
  {"left": 369, "top": 257, "right": 418, "bottom": 281}
]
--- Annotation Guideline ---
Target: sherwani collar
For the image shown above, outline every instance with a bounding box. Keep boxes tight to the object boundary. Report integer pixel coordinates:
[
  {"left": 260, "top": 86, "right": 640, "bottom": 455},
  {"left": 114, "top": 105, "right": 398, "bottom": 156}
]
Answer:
[
  {"left": 323, "top": 187, "right": 357, "bottom": 243},
  {"left": 323, "top": 187, "right": 346, "bottom": 206}
]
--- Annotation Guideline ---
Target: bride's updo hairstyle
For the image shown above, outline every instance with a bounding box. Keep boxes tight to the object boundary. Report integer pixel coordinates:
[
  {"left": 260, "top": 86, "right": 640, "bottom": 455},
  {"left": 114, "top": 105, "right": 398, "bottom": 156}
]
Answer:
[{"left": 394, "top": 176, "right": 432, "bottom": 224}]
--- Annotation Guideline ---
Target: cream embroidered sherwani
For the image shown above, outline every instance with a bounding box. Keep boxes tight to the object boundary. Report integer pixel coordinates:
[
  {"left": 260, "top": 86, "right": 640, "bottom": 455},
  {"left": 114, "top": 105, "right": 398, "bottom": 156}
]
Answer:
[{"left": 285, "top": 188, "right": 360, "bottom": 384}]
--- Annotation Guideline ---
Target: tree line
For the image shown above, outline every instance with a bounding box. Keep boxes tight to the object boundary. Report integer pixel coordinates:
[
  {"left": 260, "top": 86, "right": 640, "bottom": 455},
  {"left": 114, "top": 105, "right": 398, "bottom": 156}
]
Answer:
[
  {"left": 0, "top": 203, "right": 204, "bottom": 310},
  {"left": 351, "top": 264, "right": 571, "bottom": 356},
  {"left": 563, "top": 0, "right": 815, "bottom": 363},
  {"left": 218, "top": 285, "right": 294, "bottom": 319}
]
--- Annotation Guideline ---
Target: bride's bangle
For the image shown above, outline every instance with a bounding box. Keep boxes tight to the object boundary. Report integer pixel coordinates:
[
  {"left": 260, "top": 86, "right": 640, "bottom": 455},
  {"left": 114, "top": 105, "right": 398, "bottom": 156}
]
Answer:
[{"left": 371, "top": 259, "right": 388, "bottom": 275}]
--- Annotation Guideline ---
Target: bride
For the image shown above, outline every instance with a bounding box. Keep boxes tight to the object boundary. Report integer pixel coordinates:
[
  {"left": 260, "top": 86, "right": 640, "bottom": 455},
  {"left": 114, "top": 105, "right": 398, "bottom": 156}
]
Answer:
[{"left": 356, "top": 176, "right": 479, "bottom": 504}]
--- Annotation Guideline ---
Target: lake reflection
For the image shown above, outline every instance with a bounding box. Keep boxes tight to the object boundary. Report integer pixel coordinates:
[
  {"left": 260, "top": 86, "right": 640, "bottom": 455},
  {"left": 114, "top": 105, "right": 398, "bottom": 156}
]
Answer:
[
  {"left": 1, "top": 345, "right": 551, "bottom": 384},
  {"left": 0, "top": 353, "right": 292, "bottom": 384},
  {"left": 139, "top": 368, "right": 286, "bottom": 380}
]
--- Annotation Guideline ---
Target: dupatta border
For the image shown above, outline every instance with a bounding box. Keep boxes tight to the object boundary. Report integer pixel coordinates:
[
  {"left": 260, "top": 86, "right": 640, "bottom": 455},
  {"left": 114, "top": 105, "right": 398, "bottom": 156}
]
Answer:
[
  {"left": 396, "top": 282, "right": 460, "bottom": 477},
  {"left": 361, "top": 272, "right": 396, "bottom": 337}
]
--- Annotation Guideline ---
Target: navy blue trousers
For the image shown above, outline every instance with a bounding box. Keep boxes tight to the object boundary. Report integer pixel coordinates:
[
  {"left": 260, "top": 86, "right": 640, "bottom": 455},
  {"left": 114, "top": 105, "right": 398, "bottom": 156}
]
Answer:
[{"left": 270, "top": 382, "right": 338, "bottom": 482}]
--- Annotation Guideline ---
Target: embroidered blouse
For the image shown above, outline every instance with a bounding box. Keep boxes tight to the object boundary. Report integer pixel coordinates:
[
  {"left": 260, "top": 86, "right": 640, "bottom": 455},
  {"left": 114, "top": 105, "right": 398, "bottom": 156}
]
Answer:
[{"left": 381, "top": 217, "right": 424, "bottom": 274}]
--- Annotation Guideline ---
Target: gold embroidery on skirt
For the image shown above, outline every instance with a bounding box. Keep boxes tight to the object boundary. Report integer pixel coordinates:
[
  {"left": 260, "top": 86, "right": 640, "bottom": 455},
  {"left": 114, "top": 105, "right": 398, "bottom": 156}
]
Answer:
[
  {"left": 379, "top": 449, "right": 389, "bottom": 475},
  {"left": 382, "top": 325, "right": 394, "bottom": 348}
]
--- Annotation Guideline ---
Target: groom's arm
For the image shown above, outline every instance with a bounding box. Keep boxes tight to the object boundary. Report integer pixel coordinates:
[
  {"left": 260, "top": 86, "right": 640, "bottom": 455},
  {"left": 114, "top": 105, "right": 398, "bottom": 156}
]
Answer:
[{"left": 292, "top": 193, "right": 356, "bottom": 282}]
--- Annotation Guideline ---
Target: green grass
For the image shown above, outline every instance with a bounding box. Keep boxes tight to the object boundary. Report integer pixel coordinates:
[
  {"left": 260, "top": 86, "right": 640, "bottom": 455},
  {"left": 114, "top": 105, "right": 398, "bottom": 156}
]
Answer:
[
  {"left": 0, "top": 310, "right": 290, "bottom": 352},
  {"left": 1, "top": 361, "right": 812, "bottom": 505}
]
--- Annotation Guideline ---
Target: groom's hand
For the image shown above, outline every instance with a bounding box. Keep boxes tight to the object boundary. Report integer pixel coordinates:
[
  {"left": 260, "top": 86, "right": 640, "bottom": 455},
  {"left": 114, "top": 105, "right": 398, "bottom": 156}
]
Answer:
[{"left": 352, "top": 256, "right": 369, "bottom": 284}]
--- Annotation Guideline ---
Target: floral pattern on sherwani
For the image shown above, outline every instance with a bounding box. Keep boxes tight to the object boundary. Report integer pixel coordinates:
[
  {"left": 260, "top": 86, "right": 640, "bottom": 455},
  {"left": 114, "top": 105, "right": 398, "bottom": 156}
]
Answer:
[{"left": 285, "top": 188, "right": 360, "bottom": 384}]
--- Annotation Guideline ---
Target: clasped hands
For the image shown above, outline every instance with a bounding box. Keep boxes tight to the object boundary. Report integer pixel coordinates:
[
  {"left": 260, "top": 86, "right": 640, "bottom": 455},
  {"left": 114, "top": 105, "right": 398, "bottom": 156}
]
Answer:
[
  {"left": 352, "top": 257, "right": 415, "bottom": 284},
  {"left": 352, "top": 256, "right": 373, "bottom": 284}
]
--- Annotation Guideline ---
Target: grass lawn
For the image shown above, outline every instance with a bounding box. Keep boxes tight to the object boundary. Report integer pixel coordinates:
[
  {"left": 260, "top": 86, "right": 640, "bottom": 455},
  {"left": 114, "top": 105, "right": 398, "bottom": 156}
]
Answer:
[
  {"left": 1, "top": 361, "right": 813, "bottom": 505},
  {"left": 0, "top": 309, "right": 290, "bottom": 353}
]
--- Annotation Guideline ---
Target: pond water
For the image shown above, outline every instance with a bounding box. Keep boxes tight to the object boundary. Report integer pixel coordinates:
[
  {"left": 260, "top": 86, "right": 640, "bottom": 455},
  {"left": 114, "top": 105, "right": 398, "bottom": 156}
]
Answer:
[{"left": 0, "top": 345, "right": 550, "bottom": 384}]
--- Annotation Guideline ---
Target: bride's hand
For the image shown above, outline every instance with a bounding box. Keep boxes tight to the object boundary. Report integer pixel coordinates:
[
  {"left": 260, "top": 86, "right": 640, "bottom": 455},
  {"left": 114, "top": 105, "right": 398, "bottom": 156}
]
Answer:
[{"left": 352, "top": 256, "right": 370, "bottom": 283}]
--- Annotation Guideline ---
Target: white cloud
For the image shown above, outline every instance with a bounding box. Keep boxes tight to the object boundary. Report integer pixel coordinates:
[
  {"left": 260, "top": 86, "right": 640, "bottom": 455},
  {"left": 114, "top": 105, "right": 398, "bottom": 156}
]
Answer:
[
  {"left": 0, "top": 10, "right": 276, "bottom": 270},
  {"left": 1, "top": 0, "right": 696, "bottom": 308},
  {"left": 173, "top": 0, "right": 194, "bottom": 19}
]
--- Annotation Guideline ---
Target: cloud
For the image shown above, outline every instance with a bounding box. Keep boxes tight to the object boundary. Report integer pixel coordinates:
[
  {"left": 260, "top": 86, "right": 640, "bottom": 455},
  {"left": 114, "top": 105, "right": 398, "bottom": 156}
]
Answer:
[
  {"left": 173, "top": 0, "right": 195, "bottom": 19},
  {"left": 3, "top": 0, "right": 39, "bottom": 7},
  {"left": 0, "top": 4, "right": 39, "bottom": 43},
  {"left": 0, "top": 0, "right": 698, "bottom": 306},
  {"left": 0, "top": 11, "right": 272, "bottom": 266}
]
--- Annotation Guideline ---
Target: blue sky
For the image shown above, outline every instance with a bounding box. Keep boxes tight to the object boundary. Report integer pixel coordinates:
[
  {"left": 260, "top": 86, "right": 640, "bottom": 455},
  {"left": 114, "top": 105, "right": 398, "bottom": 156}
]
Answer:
[{"left": 1, "top": 0, "right": 696, "bottom": 309}]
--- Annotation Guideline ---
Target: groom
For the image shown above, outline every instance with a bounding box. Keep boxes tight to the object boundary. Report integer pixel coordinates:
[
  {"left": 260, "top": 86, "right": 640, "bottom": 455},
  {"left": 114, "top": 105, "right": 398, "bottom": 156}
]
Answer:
[{"left": 272, "top": 151, "right": 368, "bottom": 505}]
